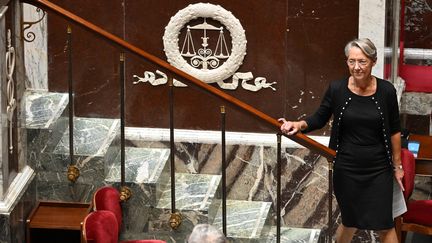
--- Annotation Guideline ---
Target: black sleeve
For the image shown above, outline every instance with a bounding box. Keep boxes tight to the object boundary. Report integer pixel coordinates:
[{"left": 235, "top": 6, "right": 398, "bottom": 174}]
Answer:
[
  {"left": 388, "top": 86, "right": 401, "bottom": 135},
  {"left": 303, "top": 84, "right": 333, "bottom": 133}
]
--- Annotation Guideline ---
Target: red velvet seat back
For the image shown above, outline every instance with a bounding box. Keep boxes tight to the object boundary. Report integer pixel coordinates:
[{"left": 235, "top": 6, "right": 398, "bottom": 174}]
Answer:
[
  {"left": 404, "top": 200, "right": 432, "bottom": 226},
  {"left": 401, "top": 148, "right": 416, "bottom": 200},
  {"left": 400, "top": 64, "right": 432, "bottom": 93},
  {"left": 83, "top": 210, "right": 168, "bottom": 243},
  {"left": 121, "top": 240, "right": 167, "bottom": 243},
  {"left": 400, "top": 149, "right": 432, "bottom": 227},
  {"left": 93, "top": 186, "right": 122, "bottom": 229},
  {"left": 83, "top": 210, "right": 119, "bottom": 243}
]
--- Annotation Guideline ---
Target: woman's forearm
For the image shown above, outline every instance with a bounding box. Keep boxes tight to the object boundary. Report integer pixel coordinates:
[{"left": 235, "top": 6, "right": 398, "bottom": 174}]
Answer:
[{"left": 391, "top": 132, "right": 402, "bottom": 167}]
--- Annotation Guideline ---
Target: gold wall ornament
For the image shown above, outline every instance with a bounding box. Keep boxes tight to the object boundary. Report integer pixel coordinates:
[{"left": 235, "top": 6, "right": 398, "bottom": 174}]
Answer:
[
  {"left": 67, "top": 165, "right": 80, "bottom": 182},
  {"left": 169, "top": 212, "right": 182, "bottom": 230},
  {"left": 119, "top": 186, "right": 132, "bottom": 202}
]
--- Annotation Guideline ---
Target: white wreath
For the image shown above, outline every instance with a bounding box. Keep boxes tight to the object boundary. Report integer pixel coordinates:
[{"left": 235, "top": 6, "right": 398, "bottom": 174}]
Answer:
[{"left": 163, "top": 3, "right": 247, "bottom": 84}]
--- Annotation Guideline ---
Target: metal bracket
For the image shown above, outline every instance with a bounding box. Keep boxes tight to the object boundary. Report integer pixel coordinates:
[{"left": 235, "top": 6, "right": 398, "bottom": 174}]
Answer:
[{"left": 22, "top": 7, "right": 46, "bottom": 42}]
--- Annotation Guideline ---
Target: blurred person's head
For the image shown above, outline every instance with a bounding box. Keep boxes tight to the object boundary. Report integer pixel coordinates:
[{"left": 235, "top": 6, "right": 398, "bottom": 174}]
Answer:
[{"left": 187, "top": 224, "right": 226, "bottom": 243}]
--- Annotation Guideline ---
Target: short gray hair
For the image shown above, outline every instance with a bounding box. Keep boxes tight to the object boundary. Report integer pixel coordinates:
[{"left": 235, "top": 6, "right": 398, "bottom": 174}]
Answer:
[
  {"left": 344, "top": 38, "right": 377, "bottom": 61},
  {"left": 187, "top": 224, "right": 226, "bottom": 243}
]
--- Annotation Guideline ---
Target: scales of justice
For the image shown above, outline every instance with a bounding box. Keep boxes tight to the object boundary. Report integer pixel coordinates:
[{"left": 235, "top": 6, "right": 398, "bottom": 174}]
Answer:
[{"left": 181, "top": 18, "right": 230, "bottom": 70}]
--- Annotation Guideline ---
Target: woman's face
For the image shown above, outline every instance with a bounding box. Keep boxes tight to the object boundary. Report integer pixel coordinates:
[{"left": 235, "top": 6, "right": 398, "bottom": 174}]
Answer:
[{"left": 346, "top": 46, "right": 375, "bottom": 81}]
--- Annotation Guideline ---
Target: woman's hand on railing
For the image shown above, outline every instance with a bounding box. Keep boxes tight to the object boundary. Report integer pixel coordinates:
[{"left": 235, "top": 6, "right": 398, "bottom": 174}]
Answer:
[{"left": 278, "top": 118, "right": 307, "bottom": 136}]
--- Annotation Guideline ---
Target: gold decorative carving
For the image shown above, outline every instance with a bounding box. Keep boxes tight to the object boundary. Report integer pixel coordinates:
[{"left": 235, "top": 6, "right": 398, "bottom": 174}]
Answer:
[
  {"left": 67, "top": 165, "right": 80, "bottom": 182},
  {"left": 169, "top": 212, "right": 182, "bottom": 230},
  {"left": 119, "top": 186, "right": 132, "bottom": 202},
  {"left": 327, "top": 160, "right": 334, "bottom": 171}
]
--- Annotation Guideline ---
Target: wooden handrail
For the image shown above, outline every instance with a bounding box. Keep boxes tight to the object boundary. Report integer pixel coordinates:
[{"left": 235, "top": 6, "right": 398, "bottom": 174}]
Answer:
[{"left": 22, "top": 0, "right": 335, "bottom": 159}]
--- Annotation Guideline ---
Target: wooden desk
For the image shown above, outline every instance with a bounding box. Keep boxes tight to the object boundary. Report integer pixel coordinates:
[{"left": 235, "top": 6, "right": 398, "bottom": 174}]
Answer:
[
  {"left": 26, "top": 201, "right": 91, "bottom": 243},
  {"left": 409, "top": 134, "right": 432, "bottom": 176}
]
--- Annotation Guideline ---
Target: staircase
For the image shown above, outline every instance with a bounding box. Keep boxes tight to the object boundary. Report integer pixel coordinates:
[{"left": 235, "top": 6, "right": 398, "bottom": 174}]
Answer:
[{"left": 25, "top": 90, "right": 323, "bottom": 242}]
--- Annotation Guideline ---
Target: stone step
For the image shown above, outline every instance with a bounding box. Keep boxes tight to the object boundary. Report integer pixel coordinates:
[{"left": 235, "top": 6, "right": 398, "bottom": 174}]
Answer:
[
  {"left": 29, "top": 115, "right": 120, "bottom": 202},
  {"left": 156, "top": 173, "right": 222, "bottom": 212},
  {"left": 266, "top": 226, "right": 323, "bottom": 243},
  {"left": 212, "top": 200, "right": 272, "bottom": 242},
  {"left": 25, "top": 91, "right": 70, "bottom": 168},
  {"left": 31, "top": 117, "right": 120, "bottom": 177},
  {"left": 25, "top": 90, "right": 69, "bottom": 129},
  {"left": 105, "top": 147, "right": 170, "bottom": 207},
  {"left": 142, "top": 173, "right": 222, "bottom": 234},
  {"left": 52, "top": 117, "right": 120, "bottom": 157},
  {"left": 105, "top": 147, "right": 170, "bottom": 184},
  {"left": 120, "top": 225, "right": 323, "bottom": 243}
]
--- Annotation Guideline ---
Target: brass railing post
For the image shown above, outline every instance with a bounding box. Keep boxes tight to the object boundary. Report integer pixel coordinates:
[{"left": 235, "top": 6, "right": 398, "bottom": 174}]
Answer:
[
  {"left": 220, "top": 106, "right": 227, "bottom": 236},
  {"left": 327, "top": 159, "right": 334, "bottom": 243},
  {"left": 119, "top": 53, "right": 131, "bottom": 201},
  {"left": 276, "top": 134, "right": 282, "bottom": 243},
  {"left": 168, "top": 78, "right": 181, "bottom": 229},
  {"left": 120, "top": 53, "right": 125, "bottom": 186},
  {"left": 65, "top": 25, "right": 79, "bottom": 183}
]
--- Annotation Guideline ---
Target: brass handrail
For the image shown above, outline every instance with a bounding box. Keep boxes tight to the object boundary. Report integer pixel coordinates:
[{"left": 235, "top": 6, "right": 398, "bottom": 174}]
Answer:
[{"left": 22, "top": 0, "right": 336, "bottom": 160}]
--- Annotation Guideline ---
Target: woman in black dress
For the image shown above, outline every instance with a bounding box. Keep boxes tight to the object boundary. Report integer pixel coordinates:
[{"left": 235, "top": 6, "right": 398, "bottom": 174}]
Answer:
[{"left": 279, "top": 38, "right": 404, "bottom": 243}]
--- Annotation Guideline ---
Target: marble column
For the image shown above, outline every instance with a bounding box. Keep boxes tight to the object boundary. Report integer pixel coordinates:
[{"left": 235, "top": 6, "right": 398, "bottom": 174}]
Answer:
[
  {"left": 359, "top": 0, "right": 387, "bottom": 78},
  {"left": 0, "top": 1, "right": 37, "bottom": 243},
  {"left": 0, "top": 3, "right": 8, "bottom": 200}
]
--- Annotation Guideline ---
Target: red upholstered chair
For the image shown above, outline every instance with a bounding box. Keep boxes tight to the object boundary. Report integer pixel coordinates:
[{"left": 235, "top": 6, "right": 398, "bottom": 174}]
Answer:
[
  {"left": 83, "top": 210, "right": 166, "bottom": 243},
  {"left": 93, "top": 186, "right": 123, "bottom": 230},
  {"left": 396, "top": 148, "right": 432, "bottom": 242},
  {"left": 399, "top": 64, "right": 432, "bottom": 93},
  {"left": 83, "top": 210, "right": 119, "bottom": 243}
]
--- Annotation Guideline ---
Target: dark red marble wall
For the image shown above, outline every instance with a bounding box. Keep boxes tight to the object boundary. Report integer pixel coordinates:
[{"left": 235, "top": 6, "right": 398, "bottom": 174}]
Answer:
[
  {"left": 48, "top": 0, "right": 124, "bottom": 119},
  {"left": 404, "top": 0, "right": 432, "bottom": 50},
  {"left": 47, "top": 0, "right": 358, "bottom": 133}
]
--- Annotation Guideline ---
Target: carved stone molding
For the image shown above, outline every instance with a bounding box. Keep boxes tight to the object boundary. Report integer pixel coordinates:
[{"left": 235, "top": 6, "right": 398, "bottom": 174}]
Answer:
[{"left": 163, "top": 3, "right": 247, "bottom": 84}]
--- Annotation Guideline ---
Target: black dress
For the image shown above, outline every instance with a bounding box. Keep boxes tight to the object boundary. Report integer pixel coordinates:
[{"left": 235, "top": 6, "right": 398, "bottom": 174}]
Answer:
[{"left": 333, "top": 90, "right": 394, "bottom": 230}]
